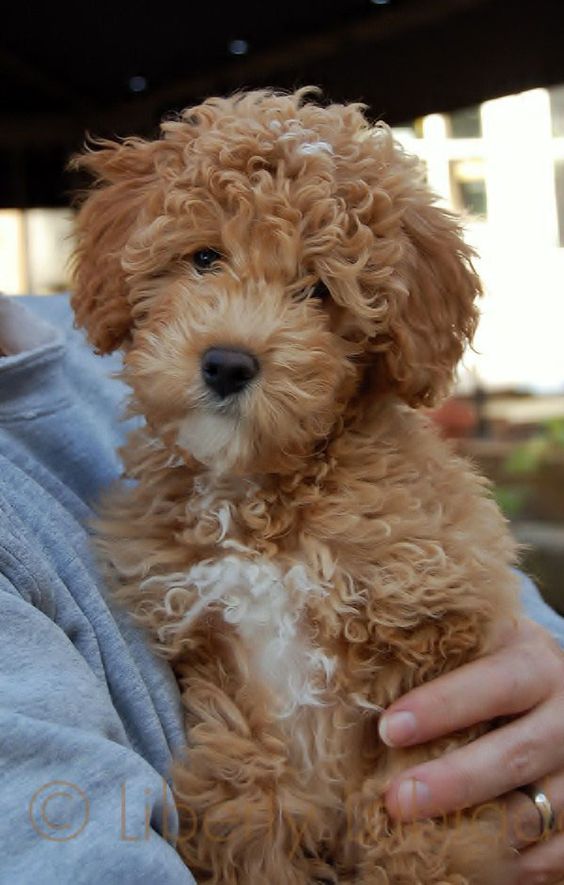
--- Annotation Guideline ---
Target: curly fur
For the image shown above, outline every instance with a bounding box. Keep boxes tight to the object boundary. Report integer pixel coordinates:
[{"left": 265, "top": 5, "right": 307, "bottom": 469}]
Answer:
[{"left": 71, "top": 89, "right": 520, "bottom": 883}]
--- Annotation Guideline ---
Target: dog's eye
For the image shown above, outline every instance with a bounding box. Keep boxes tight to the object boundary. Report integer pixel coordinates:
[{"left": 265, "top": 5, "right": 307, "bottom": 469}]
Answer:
[
  {"left": 192, "top": 248, "right": 222, "bottom": 272},
  {"left": 311, "top": 281, "right": 330, "bottom": 301}
]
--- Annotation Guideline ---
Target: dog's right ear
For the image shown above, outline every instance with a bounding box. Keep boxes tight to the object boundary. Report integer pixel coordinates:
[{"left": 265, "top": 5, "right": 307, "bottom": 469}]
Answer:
[{"left": 70, "top": 138, "right": 157, "bottom": 354}]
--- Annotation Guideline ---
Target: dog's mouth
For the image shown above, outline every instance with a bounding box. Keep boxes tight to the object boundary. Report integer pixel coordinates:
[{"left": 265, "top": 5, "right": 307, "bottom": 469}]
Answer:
[
  {"left": 172, "top": 345, "right": 261, "bottom": 467},
  {"left": 201, "top": 389, "right": 246, "bottom": 418},
  {"left": 176, "top": 357, "right": 255, "bottom": 469},
  {"left": 176, "top": 407, "right": 245, "bottom": 469}
]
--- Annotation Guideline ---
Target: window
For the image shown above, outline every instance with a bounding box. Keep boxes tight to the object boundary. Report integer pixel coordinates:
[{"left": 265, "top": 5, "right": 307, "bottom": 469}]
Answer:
[
  {"left": 447, "top": 106, "right": 482, "bottom": 139},
  {"left": 450, "top": 160, "right": 487, "bottom": 218}
]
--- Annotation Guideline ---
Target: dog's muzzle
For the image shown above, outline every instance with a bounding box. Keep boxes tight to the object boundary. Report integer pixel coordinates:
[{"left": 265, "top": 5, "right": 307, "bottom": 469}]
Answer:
[{"left": 201, "top": 347, "right": 260, "bottom": 399}]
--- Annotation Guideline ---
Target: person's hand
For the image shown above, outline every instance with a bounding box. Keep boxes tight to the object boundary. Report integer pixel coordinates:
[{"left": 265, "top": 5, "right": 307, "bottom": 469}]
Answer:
[{"left": 379, "top": 617, "right": 564, "bottom": 884}]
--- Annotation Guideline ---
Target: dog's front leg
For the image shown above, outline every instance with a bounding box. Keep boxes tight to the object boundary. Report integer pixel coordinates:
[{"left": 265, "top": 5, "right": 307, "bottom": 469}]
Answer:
[{"left": 171, "top": 650, "right": 340, "bottom": 885}]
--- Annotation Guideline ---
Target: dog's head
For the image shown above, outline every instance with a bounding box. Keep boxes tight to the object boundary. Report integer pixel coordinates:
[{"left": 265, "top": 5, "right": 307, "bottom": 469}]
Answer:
[{"left": 71, "top": 89, "right": 480, "bottom": 474}]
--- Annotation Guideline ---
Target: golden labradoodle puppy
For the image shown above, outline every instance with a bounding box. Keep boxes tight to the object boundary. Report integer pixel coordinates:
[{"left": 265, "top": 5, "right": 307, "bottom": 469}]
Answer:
[{"left": 71, "top": 89, "right": 520, "bottom": 883}]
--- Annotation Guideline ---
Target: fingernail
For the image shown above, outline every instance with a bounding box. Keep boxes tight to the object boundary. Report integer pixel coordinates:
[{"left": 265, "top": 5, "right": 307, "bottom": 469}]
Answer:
[
  {"left": 379, "top": 711, "right": 417, "bottom": 746},
  {"left": 396, "top": 779, "right": 431, "bottom": 818}
]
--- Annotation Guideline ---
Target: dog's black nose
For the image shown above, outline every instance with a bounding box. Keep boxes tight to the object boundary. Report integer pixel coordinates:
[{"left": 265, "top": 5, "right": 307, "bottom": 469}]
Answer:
[{"left": 201, "top": 347, "right": 259, "bottom": 399}]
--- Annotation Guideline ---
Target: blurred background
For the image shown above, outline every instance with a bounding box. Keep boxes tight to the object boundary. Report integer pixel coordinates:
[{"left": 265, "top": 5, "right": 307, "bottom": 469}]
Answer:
[{"left": 1, "top": 0, "right": 563, "bottom": 608}]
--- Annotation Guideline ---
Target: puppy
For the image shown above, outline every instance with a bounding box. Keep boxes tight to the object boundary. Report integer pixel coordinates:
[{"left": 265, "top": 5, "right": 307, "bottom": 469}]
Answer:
[{"left": 71, "top": 89, "right": 520, "bottom": 884}]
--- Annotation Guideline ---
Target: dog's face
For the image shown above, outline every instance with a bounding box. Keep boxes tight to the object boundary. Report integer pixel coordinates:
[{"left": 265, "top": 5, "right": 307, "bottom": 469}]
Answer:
[{"left": 72, "top": 90, "right": 480, "bottom": 475}]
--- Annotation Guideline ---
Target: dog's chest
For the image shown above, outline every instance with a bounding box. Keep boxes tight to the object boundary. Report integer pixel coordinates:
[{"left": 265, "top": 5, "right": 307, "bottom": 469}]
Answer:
[
  {"left": 184, "top": 555, "right": 335, "bottom": 717},
  {"left": 162, "top": 476, "right": 337, "bottom": 720}
]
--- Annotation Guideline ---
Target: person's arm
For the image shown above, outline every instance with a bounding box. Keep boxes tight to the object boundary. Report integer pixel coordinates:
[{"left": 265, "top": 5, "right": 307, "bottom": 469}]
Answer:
[{"left": 0, "top": 575, "right": 195, "bottom": 884}]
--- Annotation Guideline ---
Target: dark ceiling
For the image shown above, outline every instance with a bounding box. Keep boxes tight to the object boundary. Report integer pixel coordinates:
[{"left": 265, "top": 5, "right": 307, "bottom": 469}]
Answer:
[{"left": 1, "top": 0, "right": 564, "bottom": 207}]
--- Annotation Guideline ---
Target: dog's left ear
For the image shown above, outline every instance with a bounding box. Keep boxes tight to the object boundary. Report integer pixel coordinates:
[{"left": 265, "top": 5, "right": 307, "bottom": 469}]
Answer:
[
  {"left": 378, "top": 186, "right": 481, "bottom": 408},
  {"left": 70, "top": 138, "right": 158, "bottom": 354}
]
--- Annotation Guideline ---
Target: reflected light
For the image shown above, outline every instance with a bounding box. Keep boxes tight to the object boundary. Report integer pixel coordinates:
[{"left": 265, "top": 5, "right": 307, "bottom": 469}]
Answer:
[
  {"left": 228, "top": 39, "right": 249, "bottom": 56},
  {"left": 128, "top": 75, "right": 148, "bottom": 93}
]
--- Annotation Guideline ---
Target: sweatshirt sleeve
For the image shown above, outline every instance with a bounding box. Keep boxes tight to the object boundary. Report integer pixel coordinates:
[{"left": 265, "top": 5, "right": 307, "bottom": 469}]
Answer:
[
  {"left": 0, "top": 576, "right": 195, "bottom": 885},
  {"left": 519, "top": 570, "right": 564, "bottom": 648}
]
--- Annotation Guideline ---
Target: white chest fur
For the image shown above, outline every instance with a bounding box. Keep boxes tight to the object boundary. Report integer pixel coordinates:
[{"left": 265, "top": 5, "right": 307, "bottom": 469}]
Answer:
[{"left": 143, "top": 554, "right": 336, "bottom": 721}]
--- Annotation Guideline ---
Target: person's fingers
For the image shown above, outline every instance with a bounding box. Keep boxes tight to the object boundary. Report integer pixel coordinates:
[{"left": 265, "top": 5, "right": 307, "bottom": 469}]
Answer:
[
  {"left": 379, "top": 621, "right": 563, "bottom": 749},
  {"left": 514, "top": 831, "right": 564, "bottom": 885},
  {"left": 385, "top": 699, "right": 564, "bottom": 820},
  {"left": 502, "top": 771, "right": 564, "bottom": 850}
]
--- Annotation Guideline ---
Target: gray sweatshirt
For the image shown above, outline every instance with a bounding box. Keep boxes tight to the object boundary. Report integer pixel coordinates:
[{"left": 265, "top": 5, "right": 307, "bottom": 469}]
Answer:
[{"left": 0, "top": 295, "right": 194, "bottom": 883}]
